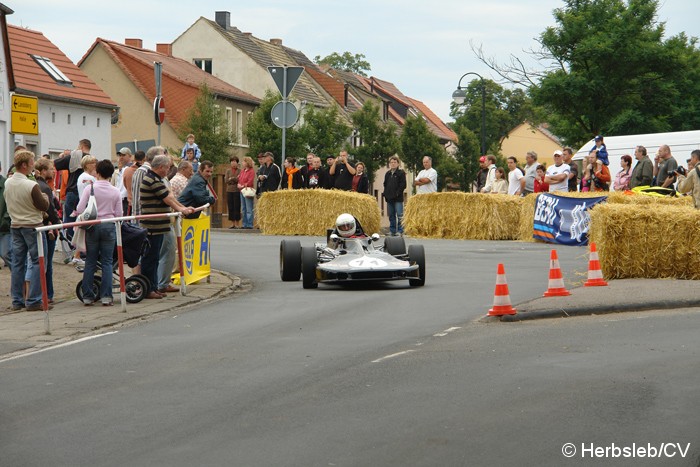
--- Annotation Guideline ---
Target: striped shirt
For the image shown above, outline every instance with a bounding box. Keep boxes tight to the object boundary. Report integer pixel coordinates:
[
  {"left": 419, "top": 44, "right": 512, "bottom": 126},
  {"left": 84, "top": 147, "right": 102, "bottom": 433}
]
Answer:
[{"left": 139, "top": 169, "right": 171, "bottom": 235}]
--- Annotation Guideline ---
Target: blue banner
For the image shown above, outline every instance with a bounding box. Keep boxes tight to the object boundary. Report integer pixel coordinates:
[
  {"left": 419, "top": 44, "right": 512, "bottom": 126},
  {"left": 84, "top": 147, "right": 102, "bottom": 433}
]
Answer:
[{"left": 533, "top": 193, "right": 607, "bottom": 245}]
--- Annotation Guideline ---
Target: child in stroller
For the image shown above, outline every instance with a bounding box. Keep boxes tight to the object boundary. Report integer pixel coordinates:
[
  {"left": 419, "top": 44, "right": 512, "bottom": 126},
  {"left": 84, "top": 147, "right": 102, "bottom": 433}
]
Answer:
[{"left": 75, "top": 222, "right": 151, "bottom": 304}]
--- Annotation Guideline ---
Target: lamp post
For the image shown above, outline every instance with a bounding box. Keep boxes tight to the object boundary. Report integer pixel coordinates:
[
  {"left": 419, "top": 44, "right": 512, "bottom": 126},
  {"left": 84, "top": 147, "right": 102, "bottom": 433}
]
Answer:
[{"left": 452, "top": 72, "right": 486, "bottom": 156}]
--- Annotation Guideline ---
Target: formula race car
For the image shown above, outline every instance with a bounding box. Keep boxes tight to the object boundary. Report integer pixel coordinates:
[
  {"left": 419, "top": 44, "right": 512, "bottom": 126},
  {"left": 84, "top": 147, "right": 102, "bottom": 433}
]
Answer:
[{"left": 279, "top": 233, "right": 425, "bottom": 289}]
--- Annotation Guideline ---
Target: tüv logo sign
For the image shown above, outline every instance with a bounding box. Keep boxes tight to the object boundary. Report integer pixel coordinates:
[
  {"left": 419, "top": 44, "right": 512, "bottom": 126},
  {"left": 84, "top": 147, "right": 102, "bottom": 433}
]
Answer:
[{"left": 184, "top": 226, "right": 195, "bottom": 275}]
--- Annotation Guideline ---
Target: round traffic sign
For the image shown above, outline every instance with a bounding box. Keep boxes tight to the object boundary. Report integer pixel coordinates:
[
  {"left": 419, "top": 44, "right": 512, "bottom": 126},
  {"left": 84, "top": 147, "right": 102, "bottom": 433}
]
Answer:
[
  {"left": 153, "top": 97, "right": 165, "bottom": 125},
  {"left": 270, "top": 101, "right": 298, "bottom": 129}
]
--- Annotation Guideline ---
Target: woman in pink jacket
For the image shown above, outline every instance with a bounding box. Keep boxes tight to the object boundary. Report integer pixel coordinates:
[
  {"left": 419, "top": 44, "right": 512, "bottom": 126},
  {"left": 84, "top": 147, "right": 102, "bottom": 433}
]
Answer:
[{"left": 237, "top": 157, "right": 256, "bottom": 229}]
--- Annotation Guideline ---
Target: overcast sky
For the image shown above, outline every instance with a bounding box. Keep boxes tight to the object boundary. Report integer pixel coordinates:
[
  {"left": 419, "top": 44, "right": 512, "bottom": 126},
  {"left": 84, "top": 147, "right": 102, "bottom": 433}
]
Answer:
[{"left": 13, "top": 0, "right": 700, "bottom": 123}]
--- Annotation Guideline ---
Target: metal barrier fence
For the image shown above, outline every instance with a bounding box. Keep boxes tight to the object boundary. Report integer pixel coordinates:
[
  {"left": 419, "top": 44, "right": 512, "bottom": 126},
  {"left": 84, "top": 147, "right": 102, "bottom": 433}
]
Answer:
[{"left": 33, "top": 204, "right": 210, "bottom": 334}]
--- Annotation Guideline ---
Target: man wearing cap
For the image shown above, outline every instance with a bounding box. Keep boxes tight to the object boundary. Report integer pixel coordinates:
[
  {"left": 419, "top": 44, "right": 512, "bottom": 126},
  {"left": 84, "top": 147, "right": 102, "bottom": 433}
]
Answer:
[
  {"left": 520, "top": 151, "right": 538, "bottom": 196},
  {"left": 112, "top": 147, "right": 133, "bottom": 215},
  {"left": 257, "top": 151, "right": 281, "bottom": 194},
  {"left": 545, "top": 150, "right": 571, "bottom": 192},
  {"left": 480, "top": 155, "right": 497, "bottom": 193},
  {"left": 590, "top": 135, "right": 609, "bottom": 165}
]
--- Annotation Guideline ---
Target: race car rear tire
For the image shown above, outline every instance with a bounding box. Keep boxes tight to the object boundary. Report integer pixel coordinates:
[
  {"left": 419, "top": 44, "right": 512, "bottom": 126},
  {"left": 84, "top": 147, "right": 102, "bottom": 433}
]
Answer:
[
  {"left": 301, "top": 246, "right": 318, "bottom": 289},
  {"left": 384, "top": 236, "right": 406, "bottom": 256},
  {"left": 280, "top": 240, "right": 302, "bottom": 281},
  {"left": 408, "top": 244, "right": 426, "bottom": 287}
]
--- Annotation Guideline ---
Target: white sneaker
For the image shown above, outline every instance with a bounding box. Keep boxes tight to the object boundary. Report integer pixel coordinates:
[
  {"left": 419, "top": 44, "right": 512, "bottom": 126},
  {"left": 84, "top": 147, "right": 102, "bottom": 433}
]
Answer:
[{"left": 71, "top": 258, "right": 85, "bottom": 266}]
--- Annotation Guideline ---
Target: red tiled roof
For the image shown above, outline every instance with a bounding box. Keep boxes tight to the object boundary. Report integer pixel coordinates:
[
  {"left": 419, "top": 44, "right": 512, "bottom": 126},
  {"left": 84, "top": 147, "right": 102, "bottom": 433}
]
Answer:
[
  {"left": 80, "top": 39, "right": 259, "bottom": 131},
  {"left": 407, "top": 97, "right": 457, "bottom": 142},
  {"left": 7, "top": 24, "right": 116, "bottom": 108}
]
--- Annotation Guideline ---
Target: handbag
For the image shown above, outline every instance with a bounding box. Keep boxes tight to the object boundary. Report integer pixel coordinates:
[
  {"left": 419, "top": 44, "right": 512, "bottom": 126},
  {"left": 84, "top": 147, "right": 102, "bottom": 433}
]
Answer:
[
  {"left": 241, "top": 187, "right": 256, "bottom": 198},
  {"left": 79, "top": 182, "right": 98, "bottom": 224},
  {"left": 72, "top": 227, "right": 87, "bottom": 253}
]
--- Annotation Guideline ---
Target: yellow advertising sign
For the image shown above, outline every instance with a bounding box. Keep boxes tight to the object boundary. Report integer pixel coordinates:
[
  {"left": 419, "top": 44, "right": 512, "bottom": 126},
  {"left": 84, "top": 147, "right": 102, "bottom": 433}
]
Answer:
[
  {"left": 178, "top": 213, "right": 211, "bottom": 285},
  {"left": 11, "top": 94, "right": 39, "bottom": 135}
]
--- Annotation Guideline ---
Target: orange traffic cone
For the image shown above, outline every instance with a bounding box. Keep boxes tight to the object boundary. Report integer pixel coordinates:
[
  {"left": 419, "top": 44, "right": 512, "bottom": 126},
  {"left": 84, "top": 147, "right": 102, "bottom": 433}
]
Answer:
[
  {"left": 488, "top": 263, "right": 517, "bottom": 316},
  {"left": 543, "top": 249, "right": 571, "bottom": 297},
  {"left": 584, "top": 242, "right": 608, "bottom": 287}
]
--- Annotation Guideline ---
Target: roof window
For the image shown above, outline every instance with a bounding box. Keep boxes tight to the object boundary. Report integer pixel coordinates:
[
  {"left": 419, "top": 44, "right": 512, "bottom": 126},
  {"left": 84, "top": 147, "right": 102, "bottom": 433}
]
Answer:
[{"left": 31, "top": 55, "right": 73, "bottom": 85}]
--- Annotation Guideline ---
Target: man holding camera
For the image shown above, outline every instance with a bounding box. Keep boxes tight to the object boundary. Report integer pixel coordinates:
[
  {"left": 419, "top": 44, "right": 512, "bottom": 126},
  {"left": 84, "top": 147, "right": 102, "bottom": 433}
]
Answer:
[
  {"left": 653, "top": 144, "right": 678, "bottom": 188},
  {"left": 330, "top": 150, "right": 356, "bottom": 191},
  {"left": 676, "top": 150, "right": 700, "bottom": 208}
]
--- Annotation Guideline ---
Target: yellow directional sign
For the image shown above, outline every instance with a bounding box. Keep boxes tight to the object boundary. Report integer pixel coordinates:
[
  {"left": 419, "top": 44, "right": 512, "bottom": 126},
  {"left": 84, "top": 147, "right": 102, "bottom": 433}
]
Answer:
[{"left": 11, "top": 94, "right": 39, "bottom": 135}]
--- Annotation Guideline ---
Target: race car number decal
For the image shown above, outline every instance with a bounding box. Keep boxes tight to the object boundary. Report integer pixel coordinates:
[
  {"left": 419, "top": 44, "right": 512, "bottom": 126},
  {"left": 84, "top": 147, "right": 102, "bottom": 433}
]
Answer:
[{"left": 348, "top": 256, "right": 388, "bottom": 268}]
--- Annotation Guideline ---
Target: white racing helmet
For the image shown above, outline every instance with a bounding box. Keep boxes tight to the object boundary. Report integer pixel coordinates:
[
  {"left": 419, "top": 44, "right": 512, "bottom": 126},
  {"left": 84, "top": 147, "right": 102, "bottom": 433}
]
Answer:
[{"left": 335, "top": 213, "right": 356, "bottom": 237}]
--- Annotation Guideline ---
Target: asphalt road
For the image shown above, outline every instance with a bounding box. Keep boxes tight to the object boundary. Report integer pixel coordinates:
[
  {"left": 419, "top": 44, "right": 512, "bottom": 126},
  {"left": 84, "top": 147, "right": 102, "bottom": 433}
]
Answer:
[{"left": 1, "top": 233, "right": 698, "bottom": 466}]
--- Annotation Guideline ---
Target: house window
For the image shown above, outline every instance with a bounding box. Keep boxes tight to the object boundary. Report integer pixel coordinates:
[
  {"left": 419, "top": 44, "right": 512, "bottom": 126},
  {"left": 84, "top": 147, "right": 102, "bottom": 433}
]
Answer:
[
  {"left": 97, "top": 118, "right": 100, "bottom": 128},
  {"left": 194, "top": 59, "right": 212, "bottom": 74},
  {"left": 31, "top": 55, "right": 72, "bottom": 85},
  {"left": 236, "top": 109, "right": 243, "bottom": 145},
  {"left": 82, "top": 116, "right": 86, "bottom": 126},
  {"left": 67, "top": 114, "right": 71, "bottom": 124},
  {"left": 225, "top": 107, "right": 233, "bottom": 141},
  {"left": 51, "top": 112, "right": 55, "bottom": 123}
]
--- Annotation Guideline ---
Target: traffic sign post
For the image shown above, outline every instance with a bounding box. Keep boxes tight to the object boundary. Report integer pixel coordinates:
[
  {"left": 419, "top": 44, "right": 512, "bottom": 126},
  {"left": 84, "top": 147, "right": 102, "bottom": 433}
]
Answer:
[
  {"left": 11, "top": 94, "right": 39, "bottom": 135},
  {"left": 268, "top": 66, "right": 304, "bottom": 164}
]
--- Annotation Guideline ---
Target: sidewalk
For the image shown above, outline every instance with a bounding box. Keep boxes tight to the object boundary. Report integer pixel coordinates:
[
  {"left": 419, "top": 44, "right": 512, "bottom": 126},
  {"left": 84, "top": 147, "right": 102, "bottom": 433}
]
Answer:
[
  {"left": 0, "top": 258, "right": 242, "bottom": 357},
  {"left": 482, "top": 278, "right": 700, "bottom": 322}
]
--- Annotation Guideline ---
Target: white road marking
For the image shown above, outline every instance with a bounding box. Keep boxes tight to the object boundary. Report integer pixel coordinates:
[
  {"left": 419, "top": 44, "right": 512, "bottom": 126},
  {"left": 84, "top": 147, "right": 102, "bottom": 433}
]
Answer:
[
  {"left": 433, "top": 326, "right": 461, "bottom": 337},
  {"left": 371, "top": 349, "right": 416, "bottom": 363},
  {"left": 0, "top": 331, "right": 119, "bottom": 364}
]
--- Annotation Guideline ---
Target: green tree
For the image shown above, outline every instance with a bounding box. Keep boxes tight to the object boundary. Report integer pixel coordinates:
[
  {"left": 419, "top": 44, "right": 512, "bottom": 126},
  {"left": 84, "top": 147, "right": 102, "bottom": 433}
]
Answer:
[
  {"left": 178, "top": 84, "right": 231, "bottom": 164},
  {"left": 314, "top": 52, "right": 371, "bottom": 77},
  {"left": 350, "top": 101, "right": 400, "bottom": 183},
  {"left": 451, "top": 127, "right": 481, "bottom": 192},
  {"left": 297, "top": 104, "right": 352, "bottom": 157},
  {"left": 476, "top": 0, "right": 700, "bottom": 146},
  {"left": 399, "top": 114, "right": 446, "bottom": 189},
  {"left": 450, "top": 79, "right": 543, "bottom": 154}
]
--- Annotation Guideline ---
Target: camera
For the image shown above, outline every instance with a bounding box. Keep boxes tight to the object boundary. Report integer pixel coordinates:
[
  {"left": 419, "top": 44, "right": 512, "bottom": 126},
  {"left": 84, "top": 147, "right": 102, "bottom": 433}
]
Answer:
[{"left": 675, "top": 166, "right": 687, "bottom": 176}]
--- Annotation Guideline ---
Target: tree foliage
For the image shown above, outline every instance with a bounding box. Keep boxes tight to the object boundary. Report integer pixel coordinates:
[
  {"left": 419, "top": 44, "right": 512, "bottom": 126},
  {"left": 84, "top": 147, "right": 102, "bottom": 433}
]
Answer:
[
  {"left": 350, "top": 101, "right": 401, "bottom": 183},
  {"left": 449, "top": 79, "right": 544, "bottom": 154},
  {"left": 314, "top": 51, "right": 371, "bottom": 77},
  {"left": 178, "top": 83, "right": 231, "bottom": 164},
  {"left": 399, "top": 114, "right": 455, "bottom": 190},
  {"left": 245, "top": 91, "right": 351, "bottom": 165},
  {"left": 451, "top": 127, "right": 482, "bottom": 192},
  {"left": 475, "top": 0, "right": 700, "bottom": 147}
]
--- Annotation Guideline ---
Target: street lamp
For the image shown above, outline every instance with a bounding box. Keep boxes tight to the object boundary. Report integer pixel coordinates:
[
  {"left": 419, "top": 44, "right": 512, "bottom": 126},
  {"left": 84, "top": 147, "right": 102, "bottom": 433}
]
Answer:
[{"left": 452, "top": 72, "right": 486, "bottom": 156}]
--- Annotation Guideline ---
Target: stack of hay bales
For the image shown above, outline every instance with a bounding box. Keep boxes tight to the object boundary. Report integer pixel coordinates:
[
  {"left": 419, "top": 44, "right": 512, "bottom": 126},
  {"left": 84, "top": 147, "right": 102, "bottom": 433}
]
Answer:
[
  {"left": 256, "top": 190, "right": 381, "bottom": 236},
  {"left": 517, "top": 191, "right": 693, "bottom": 242},
  {"left": 404, "top": 192, "right": 521, "bottom": 240},
  {"left": 589, "top": 203, "right": 700, "bottom": 279}
]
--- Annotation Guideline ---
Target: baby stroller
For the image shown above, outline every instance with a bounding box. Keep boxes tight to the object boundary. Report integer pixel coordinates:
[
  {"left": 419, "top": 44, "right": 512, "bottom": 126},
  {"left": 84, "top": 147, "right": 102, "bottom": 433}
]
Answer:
[{"left": 75, "top": 222, "right": 151, "bottom": 303}]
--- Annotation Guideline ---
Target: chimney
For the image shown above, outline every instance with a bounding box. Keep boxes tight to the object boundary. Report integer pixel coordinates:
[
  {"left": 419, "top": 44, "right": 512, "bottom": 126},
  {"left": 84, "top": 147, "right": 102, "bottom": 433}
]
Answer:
[
  {"left": 243, "top": 32, "right": 252, "bottom": 37},
  {"left": 125, "top": 38, "right": 143, "bottom": 48},
  {"left": 215, "top": 11, "right": 230, "bottom": 30},
  {"left": 156, "top": 43, "right": 172, "bottom": 56},
  {"left": 270, "top": 38, "right": 282, "bottom": 46}
]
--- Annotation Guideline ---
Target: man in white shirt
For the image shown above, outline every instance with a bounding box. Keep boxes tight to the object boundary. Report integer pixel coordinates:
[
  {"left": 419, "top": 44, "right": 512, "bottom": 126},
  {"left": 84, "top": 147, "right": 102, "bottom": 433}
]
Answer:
[
  {"left": 480, "top": 155, "right": 497, "bottom": 193},
  {"left": 545, "top": 150, "right": 570, "bottom": 192},
  {"left": 507, "top": 156, "right": 524, "bottom": 196},
  {"left": 413, "top": 156, "right": 438, "bottom": 194}
]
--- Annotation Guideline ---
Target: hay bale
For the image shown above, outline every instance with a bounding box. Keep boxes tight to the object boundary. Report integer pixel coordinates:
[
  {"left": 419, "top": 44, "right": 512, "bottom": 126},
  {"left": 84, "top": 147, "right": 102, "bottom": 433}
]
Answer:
[
  {"left": 589, "top": 203, "right": 700, "bottom": 279},
  {"left": 404, "top": 192, "right": 522, "bottom": 240},
  {"left": 256, "top": 190, "right": 381, "bottom": 236},
  {"left": 517, "top": 191, "right": 694, "bottom": 242}
]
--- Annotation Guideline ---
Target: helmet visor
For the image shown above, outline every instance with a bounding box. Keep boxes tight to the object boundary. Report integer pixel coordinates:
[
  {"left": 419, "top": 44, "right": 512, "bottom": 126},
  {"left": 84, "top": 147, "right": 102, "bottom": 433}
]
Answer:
[{"left": 337, "top": 222, "right": 354, "bottom": 232}]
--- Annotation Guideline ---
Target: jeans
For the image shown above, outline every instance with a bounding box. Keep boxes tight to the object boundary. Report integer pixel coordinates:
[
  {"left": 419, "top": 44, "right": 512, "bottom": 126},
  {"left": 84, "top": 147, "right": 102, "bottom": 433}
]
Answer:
[
  {"left": 241, "top": 193, "right": 254, "bottom": 228},
  {"left": 83, "top": 223, "right": 116, "bottom": 303},
  {"left": 141, "top": 233, "right": 164, "bottom": 293},
  {"left": 158, "top": 227, "right": 176, "bottom": 290},
  {"left": 0, "top": 232, "right": 10, "bottom": 269},
  {"left": 386, "top": 200, "right": 404, "bottom": 235},
  {"left": 10, "top": 228, "right": 44, "bottom": 308},
  {"left": 63, "top": 191, "right": 79, "bottom": 240},
  {"left": 45, "top": 233, "right": 56, "bottom": 300}
]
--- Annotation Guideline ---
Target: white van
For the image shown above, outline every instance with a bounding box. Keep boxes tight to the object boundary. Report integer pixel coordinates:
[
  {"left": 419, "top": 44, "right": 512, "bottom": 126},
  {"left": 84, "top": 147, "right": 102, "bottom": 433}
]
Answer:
[{"left": 573, "top": 130, "right": 700, "bottom": 190}]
